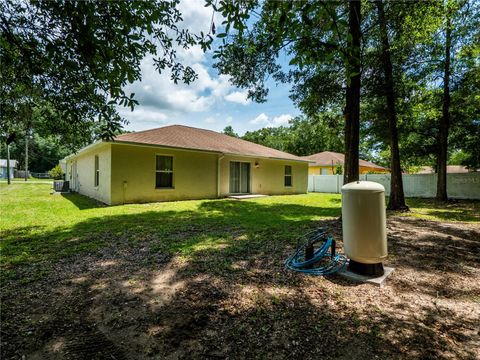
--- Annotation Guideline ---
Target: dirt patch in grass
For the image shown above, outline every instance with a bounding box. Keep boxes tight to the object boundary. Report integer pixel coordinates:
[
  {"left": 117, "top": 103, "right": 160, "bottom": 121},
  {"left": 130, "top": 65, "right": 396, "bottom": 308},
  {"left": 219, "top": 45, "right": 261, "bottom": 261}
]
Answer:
[{"left": 2, "top": 215, "right": 479, "bottom": 360}]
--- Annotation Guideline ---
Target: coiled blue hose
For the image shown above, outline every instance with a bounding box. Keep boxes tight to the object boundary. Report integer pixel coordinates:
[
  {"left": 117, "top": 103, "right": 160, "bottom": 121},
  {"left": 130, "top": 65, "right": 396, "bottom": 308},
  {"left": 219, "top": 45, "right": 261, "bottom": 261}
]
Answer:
[{"left": 284, "top": 228, "right": 347, "bottom": 275}]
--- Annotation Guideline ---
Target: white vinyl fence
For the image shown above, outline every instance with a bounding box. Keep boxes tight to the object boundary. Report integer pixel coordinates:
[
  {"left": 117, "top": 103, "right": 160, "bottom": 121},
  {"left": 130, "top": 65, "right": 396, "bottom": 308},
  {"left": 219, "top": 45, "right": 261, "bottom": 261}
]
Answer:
[{"left": 308, "top": 172, "right": 480, "bottom": 199}]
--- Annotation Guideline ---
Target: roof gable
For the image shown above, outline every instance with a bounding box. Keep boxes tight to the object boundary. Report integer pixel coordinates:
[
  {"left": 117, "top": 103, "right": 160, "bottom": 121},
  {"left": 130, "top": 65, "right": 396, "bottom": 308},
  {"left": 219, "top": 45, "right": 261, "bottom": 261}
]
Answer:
[{"left": 302, "top": 151, "right": 386, "bottom": 169}]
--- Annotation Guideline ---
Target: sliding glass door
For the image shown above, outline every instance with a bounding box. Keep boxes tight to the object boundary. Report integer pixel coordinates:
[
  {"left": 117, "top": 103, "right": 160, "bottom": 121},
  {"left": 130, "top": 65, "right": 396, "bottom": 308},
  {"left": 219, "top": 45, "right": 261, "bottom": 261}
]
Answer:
[{"left": 229, "top": 161, "right": 250, "bottom": 194}]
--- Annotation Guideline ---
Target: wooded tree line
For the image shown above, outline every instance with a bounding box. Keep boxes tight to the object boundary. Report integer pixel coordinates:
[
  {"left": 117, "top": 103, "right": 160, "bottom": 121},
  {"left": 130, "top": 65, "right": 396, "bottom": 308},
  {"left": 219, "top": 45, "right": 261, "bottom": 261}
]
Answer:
[
  {"left": 213, "top": 0, "right": 479, "bottom": 208},
  {"left": 0, "top": 134, "right": 69, "bottom": 173},
  {"left": 1, "top": 0, "right": 478, "bottom": 208}
]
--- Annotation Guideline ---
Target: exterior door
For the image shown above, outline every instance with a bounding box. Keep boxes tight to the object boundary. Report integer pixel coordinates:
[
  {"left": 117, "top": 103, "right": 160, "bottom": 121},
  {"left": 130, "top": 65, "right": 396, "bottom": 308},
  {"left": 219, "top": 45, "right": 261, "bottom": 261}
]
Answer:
[{"left": 229, "top": 162, "right": 250, "bottom": 193}]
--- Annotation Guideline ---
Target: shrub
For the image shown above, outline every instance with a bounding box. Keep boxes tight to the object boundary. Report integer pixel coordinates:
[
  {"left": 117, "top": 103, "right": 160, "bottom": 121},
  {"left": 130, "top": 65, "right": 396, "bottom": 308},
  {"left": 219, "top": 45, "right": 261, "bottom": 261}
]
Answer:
[{"left": 48, "top": 165, "right": 64, "bottom": 180}]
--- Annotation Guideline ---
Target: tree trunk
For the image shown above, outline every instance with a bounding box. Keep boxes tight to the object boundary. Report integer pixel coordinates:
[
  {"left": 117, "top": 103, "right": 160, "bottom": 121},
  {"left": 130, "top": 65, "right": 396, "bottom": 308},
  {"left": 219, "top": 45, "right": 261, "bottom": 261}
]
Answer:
[
  {"left": 436, "top": 12, "right": 451, "bottom": 201},
  {"left": 376, "top": 0, "right": 408, "bottom": 211},
  {"left": 344, "top": 0, "right": 361, "bottom": 185}
]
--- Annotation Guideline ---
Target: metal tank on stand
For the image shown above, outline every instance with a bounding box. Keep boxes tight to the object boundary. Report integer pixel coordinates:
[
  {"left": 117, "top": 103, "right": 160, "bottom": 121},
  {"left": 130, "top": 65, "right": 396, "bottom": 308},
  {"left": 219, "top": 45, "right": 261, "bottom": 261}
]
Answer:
[{"left": 341, "top": 181, "right": 387, "bottom": 276}]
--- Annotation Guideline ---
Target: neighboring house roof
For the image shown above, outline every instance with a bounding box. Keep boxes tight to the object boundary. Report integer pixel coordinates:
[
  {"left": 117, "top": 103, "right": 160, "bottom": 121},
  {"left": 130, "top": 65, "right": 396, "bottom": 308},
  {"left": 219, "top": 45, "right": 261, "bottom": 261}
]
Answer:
[
  {"left": 0, "top": 159, "right": 18, "bottom": 168},
  {"left": 301, "top": 151, "right": 387, "bottom": 169},
  {"left": 114, "top": 125, "right": 308, "bottom": 162},
  {"left": 415, "top": 165, "right": 475, "bottom": 174}
]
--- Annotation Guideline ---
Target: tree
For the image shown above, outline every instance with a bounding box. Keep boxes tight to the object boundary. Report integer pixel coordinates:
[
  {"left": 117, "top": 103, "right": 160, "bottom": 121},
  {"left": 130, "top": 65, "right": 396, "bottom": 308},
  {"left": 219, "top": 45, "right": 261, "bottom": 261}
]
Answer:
[
  {"left": 212, "top": 1, "right": 362, "bottom": 183},
  {"left": 409, "top": 0, "right": 480, "bottom": 200},
  {"left": 449, "top": 63, "right": 480, "bottom": 170},
  {"left": 0, "top": 133, "right": 70, "bottom": 173},
  {"left": 436, "top": 4, "right": 453, "bottom": 201},
  {"left": 0, "top": 0, "right": 213, "bottom": 147},
  {"left": 241, "top": 113, "right": 344, "bottom": 156},
  {"left": 343, "top": 0, "right": 361, "bottom": 184},
  {"left": 374, "top": 0, "right": 408, "bottom": 210},
  {"left": 222, "top": 126, "right": 238, "bottom": 137}
]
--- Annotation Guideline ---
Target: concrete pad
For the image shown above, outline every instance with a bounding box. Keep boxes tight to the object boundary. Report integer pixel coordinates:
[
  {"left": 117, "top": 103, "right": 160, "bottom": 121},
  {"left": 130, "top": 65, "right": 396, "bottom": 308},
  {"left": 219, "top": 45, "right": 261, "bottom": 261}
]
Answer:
[
  {"left": 228, "top": 194, "right": 268, "bottom": 199},
  {"left": 338, "top": 266, "right": 395, "bottom": 288}
]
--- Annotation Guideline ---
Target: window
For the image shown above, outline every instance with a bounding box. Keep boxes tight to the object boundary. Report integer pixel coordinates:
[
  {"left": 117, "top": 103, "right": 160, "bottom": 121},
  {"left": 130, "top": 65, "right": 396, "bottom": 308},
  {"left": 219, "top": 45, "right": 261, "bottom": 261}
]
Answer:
[
  {"left": 156, "top": 155, "right": 174, "bottom": 188},
  {"left": 94, "top": 155, "right": 99, "bottom": 187},
  {"left": 284, "top": 165, "right": 292, "bottom": 187}
]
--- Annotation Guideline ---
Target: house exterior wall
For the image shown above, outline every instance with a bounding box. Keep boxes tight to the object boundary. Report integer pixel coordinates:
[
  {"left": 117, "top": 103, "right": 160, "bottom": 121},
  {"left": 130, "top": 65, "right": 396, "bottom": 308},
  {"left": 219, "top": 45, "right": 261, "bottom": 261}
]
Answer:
[
  {"left": 219, "top": 155, "right": 308, "bottom": 196},
  {"left": 308, "top": 165, "right": 388, "bottom": 175},
  {"left": 65, "top": 143, "right": 309, "bottom": 205},
  {"left": 110, "top": 144, "right": 308, "bottom": 204},
  {"left": 110, "top": 144, "right": 219, "bottom": 205},
  {"left": 65, "top": 144, "right": 111, "bottom": 204}
]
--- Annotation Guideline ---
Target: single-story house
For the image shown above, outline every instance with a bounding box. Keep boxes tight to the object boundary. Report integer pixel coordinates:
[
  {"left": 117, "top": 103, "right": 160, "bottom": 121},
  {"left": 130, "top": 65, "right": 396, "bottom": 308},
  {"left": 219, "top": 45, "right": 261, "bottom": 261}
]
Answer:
[
  {"left": 0, "top": 159, "right": 17, "bottom": 179},
  {"left": 301, "top": 151, "right": 388, "bottom": 175},
  {"left": 62, "top": 125, "right": 309, "bottom": 205}
]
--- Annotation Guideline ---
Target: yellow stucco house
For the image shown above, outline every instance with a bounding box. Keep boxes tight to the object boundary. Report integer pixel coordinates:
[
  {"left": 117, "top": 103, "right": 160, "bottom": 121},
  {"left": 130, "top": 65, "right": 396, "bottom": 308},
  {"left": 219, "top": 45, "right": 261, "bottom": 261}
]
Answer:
[
  {"left": 63, "top": 125, "right": 309, "bottom": 205},
  {"left": 302, "top": 151, "right": 388, "bottom": 175}
]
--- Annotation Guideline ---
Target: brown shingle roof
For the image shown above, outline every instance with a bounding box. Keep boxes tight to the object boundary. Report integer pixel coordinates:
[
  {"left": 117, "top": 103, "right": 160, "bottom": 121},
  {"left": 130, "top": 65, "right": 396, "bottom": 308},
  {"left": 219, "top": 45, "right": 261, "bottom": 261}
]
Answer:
[
  {"left": 114, "top": 125, "right": 308, "bottom": 162},
  {"left": 301, "top": 151, "right": 386, "bottom": 169}
]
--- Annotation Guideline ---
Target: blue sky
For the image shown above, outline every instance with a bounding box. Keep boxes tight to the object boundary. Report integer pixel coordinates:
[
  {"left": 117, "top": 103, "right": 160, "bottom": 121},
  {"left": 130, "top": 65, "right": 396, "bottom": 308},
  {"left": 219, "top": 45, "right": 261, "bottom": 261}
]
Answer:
[{"left": 118, "top": 0, "right": 299, "bottom": 136}]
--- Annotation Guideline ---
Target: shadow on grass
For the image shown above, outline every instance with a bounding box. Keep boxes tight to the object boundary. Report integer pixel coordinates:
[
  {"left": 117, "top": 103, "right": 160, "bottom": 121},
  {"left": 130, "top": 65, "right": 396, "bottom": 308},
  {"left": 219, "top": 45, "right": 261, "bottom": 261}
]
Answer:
[
  {"left": 2, "top": 210, "right": 478, "bottom": 359},
  {"left": 404, "top": 198, "right": 480, "bottom": 222},
  {"left": 1, "top": 197, "right": 479, "bottom": 359},
  {"left": 0, "top": 199, "right": 340, "bottom": 270},
  {"left": 61, "top": 192, "right": 107, "bottom": 210}
]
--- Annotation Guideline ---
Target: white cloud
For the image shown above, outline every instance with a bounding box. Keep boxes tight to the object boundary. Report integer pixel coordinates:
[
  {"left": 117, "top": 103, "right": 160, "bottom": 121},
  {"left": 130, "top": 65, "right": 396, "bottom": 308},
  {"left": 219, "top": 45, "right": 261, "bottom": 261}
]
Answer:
[
  {"left": 250, "top": 113, "right": 293, "bottom": 128},
  {"left": 250, "top": 113, "right": 270, "bottom": 125},
  {"left": 204, "top": 116, "right": 216, "bottom": 124},
  {"left": 117, "top": 0, "right": 235, "bottom": 128},
  {"left": 272, "top": 114, "right": 293, "bottom": 126},
  {"left": 116, "top": 1, "right": 298, "bottom": 135},
  {"left": 121, "top": 56, "right": 234, "bottom": 118},
  {"left": 177, "top": 0, "right": 217, "bottom": 35},
  {"left": 119, "top": 106, "right": 171, "bottom": 131},
  {"left": 224, "top": 91, "right": 251, "bottom": 105}
]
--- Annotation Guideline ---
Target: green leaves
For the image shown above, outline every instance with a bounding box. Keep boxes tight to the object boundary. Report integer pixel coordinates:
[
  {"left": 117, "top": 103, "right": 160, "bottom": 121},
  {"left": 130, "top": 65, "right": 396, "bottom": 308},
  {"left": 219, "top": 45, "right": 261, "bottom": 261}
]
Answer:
[
  {"left": 213, "top": 1, "right": 349, "bottom": 114},
  {"left": 0, "top": 0, "right": 212, "bottom": 145},
  {"left": 242, "top": 113, "right": 344, "bottom": 156}
]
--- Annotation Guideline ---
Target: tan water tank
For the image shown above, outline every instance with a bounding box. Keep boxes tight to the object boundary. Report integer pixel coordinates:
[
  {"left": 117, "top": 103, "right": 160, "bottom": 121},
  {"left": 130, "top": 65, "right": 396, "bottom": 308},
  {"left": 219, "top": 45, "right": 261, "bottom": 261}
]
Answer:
[{"left": 341, "top": 181, "right": 387, "bottom": 265}]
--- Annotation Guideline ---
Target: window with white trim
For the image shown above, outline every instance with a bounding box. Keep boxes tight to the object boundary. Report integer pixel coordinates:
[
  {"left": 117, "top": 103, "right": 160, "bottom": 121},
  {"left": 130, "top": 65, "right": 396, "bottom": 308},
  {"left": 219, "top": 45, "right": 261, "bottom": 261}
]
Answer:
[
  {"left": 284, "top": 165, "right": 292, "bottom": 186},
  {"left": 156, "top": 155, "right": 174, "bottom": 188},
  {"left": 94, "top": 155, "right": 99, "bottom": 187}
]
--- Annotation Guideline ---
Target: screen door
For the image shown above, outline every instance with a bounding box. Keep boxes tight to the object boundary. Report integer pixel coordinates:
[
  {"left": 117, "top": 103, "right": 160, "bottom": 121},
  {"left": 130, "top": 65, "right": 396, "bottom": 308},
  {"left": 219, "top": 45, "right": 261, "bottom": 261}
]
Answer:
[{"left": 229, "top": 161, "right": 250, "bottom": 193}]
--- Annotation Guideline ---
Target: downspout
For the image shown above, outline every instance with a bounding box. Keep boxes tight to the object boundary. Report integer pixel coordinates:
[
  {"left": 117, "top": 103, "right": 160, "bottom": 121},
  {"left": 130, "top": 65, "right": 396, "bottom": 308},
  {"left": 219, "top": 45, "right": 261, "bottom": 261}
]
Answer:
[{"left": 217, "top": 154, "right": 224, "bottom": 197}]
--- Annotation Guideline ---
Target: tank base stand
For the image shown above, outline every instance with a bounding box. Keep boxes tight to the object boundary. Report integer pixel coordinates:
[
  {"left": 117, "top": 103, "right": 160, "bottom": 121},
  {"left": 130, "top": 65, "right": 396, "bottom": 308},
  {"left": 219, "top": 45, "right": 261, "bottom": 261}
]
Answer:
[
  {"left": 338, "top": 265, "right": 395, "bottom": 288},
  {"left": 348, "top": 260, "right": 384, "bottom": 276}
]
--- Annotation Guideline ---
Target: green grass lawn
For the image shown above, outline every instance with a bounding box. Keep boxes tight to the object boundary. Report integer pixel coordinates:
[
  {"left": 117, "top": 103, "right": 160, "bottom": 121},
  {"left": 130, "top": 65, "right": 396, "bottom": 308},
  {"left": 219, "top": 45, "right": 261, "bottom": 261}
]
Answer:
[
  {"left": 0, "top": 183, "right": 342, "bottom": 271},
  {"left": 1, "top": 183, "right": 479, "bottom": 359},
  {"left": 0, "top": 178, "right": 53, "bottom": 183},
  {"left": 1, "top": 182, "right": 477, "bottom": 272}
]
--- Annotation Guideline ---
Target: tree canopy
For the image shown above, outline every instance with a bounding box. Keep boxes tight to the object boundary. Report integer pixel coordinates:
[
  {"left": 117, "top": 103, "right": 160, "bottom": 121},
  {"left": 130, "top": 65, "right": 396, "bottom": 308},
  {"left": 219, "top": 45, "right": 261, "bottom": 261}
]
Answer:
[
  {"left": 212, "top": 0, "right": 479, "bottom": 204},
  {"left": 0, "top": 0, "right": 213, "bottom": 147}
]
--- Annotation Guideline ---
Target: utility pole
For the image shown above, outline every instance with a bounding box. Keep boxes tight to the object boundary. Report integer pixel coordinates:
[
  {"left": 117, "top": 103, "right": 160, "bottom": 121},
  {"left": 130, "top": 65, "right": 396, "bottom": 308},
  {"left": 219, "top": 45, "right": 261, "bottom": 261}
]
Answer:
[
  {"left": 25, "top": 130, "right": 29, "bottom": 181},
  {"left": 6, "top": 143, "right": 11, "bottom": 185}
]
